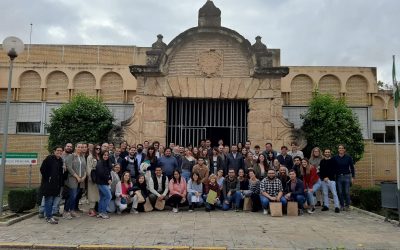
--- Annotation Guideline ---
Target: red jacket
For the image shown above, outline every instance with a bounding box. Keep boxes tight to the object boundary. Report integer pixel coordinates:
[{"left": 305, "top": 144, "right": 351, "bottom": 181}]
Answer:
[{"left": 303, "top": 166, "right": 319, "bottom": 189}]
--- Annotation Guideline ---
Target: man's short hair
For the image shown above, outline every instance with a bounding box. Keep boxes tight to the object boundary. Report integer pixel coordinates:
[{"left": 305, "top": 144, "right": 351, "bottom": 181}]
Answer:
[
  {"left": 293, "top": 156, "right": 302, "bottom": 161},
  {"left": 53, "top": 145, "right": 63, "bottom": 151},
  {"left": 254, "top": 145, "right": 260, "bottom": 149},
  {"left": 289, "top": 169, "right": 297, "bottom": 174},
  {"left": 265, "top": 142, "right": 273, "bottom": 147}
]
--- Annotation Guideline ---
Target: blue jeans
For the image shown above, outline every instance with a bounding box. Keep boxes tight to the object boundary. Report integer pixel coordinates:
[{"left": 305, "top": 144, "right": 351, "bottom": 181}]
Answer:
[
  {"left": 44, "top": 196, "right": 56, "bottom": 218},
  {"left": 259, "top": 195, "right": 287, "bottom": 209},
  {"left": 181, "top": 170, "right": 191, "bottom": 182},
  {"left": 321, "top": 180, "right": 340, "bottom": 208},
  {"left": 65, "top": 188, "right": 78, "bottom": 212},
  {"left": 39, "top": 195, "right": 61, "bottom": 215},
  {"left": 98, "top": 185, "right": 112, "bottom": 214},
  {"left": 337, "top": 174, "right": 351, "bottom": 207},
  {"left": 291, "top": 194, "right": 305, "bottom": 210},
  {"left": 305, "top": 179, "right": 322, "bottom": 207},
  {"left": 222, "top": 192, "right": 241, "bottom": 210}
]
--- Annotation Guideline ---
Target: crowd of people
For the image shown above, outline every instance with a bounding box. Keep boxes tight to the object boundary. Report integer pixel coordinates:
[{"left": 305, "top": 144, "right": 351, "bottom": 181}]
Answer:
[{"left": 39, "top": 139, "right": 355, "bottom": 225}]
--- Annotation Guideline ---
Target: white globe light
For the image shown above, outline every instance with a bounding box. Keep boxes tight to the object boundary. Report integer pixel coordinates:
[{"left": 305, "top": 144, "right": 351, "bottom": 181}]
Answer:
[{"left": 2, "top": 36, "right": 24, "bottom": 56}]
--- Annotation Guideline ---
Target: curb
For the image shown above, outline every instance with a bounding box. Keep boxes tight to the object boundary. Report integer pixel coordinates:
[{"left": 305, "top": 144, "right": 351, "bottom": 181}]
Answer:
[
  {"left": 0, "top": 244, "right": 223, "bottom": 250},
  {"left": 350, "top": 206, "right": 399, "bottom": 225},
  {"left": 0, "top": 211, "right": 38, "bottom": 227}
]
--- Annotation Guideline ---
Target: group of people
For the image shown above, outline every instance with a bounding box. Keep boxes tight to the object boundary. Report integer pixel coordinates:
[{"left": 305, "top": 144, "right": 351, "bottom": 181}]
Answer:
[{"left": 39, "top": 139, "right": 355, "bottom": 225}]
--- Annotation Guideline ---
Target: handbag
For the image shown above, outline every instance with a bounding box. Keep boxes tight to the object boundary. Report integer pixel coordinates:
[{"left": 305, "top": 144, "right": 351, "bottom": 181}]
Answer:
[
  {"left": 144, "top": 197, "right": 153, "bottom": 212},
  {"left": 269, "top": 202, "right": 283, "bottom": 217},
  {"left": 287, "top": 201, "right": 298, "bottom": 216},
  {"left": 90, "top": 168, "right": 97, "bottom": 184},
  {"left": 135, "top": 190, "right": 145, "bottom": 203}
]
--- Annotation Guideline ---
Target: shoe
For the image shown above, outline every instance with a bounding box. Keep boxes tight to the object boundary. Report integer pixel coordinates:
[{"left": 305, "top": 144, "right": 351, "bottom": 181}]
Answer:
[
  {"left": 205, "top": 207, "right": 211, "bottom": 212},
  {"left": 116, "top": 208, "right": 122, "bottom": 215},
  {"left": 315, "top": 201, "right": 321, "bottom": 207},
  {"left": 52, "top": 212, "right": 62, "bottom": 217},
  {"left": 88, "top": 210, "right": 97, "bottom": 217},
  {"left": 235, "top": 208, "right": 240, "bottom": 212},
  {"left": 130, "top": 208, "right": 139, "bottom": 214},
  {"left": 188, "top": 205, "right": 194, "bottom": 212},
  {"left": 70, "top": 211, "right": 80, "bottom": 218},
  {"left": 263, "top": 209, "right": 268, "bottom": 215},
  {"left": 51, "top": 217, "right": 59, "bottom": 221},
  {"left": 321, "top": 206, "right": 329, "bottom": 211},
  {"left": 63, "top": 212, "right": 72, "bottom": 220},
  {"left": 172, "top": 207, "right": 179, "bottom": 213},
  {"left": 335, "top": 207, "right": 340, "bottom": 213},
  {"left": 298, "top": 209, "right": 304, "bottom": 216},
  {"left": 344, "top": 206, "right": 350, "bottom": 211},
  {"left": 99, "top": 213, "right": 110, "bottom": 219},
  {"left": 307, "top": 209, "right": 314, "bottom": 214},
  {"left": 46, "top": 217, "right": 58, "bottom": 224},
  {"left": 38, "top": 213, "right": 44, "bottom": 219}
]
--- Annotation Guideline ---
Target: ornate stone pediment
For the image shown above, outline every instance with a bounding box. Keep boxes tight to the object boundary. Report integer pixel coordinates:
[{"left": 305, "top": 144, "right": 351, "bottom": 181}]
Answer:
[{"left": 197, "top": 49, "right": 223, "bottom": 77}]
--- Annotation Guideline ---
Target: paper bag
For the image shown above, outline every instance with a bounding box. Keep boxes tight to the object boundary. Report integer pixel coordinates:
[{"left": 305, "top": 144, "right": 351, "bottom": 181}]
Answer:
[
  {"left": 143, "top": 197, "right": 153, "bottom": 212},
  {"left": 287, "top": 201, "right": 298, "bottom": 216},
  {"left": 269, "top": 202, "right": 283, "bottom": 217},
  {"left": 155, "top": 199, "right": 165, "bottom": 210},
  {"left": 243, "top": 197, "right": 252, "bottom": 211},
  {"left": 135, "top": 190, "right": 145, "bottom": 203}
]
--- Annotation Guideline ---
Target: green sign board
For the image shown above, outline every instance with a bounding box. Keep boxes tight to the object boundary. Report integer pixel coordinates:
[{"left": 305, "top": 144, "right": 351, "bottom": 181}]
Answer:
[{"left": 0, "top": 152, "right": 38, "bottom": 165}]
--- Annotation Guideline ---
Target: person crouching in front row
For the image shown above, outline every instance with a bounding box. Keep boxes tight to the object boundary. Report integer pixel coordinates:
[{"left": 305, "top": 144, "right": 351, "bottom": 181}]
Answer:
[
  {"left": 284, "top": 169, "right": 306, "bottom": 215},
  {"left": 148, "top": 166, "right": 169, "bottom": 210},
  {"left": 259, "top": 169, "right": 287, "bottom": 215}
]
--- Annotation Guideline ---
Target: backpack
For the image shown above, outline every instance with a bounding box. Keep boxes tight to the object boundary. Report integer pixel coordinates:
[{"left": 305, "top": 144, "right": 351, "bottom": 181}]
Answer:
[{"left": 90, "top": 168, "right": 97, "bottom": 184}]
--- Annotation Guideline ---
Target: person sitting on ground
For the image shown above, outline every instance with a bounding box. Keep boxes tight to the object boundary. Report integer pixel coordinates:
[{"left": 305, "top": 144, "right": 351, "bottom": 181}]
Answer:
[
  {"left": 148, "top": 166, "right": 169, "bottom": 210},
  {"left": 187, "top": 172, "right": 203, "bottom": 212},
  {"left": 40, "top": 146, "right": 64, "bottom": 224},
  {"left": 246, "top": 169, "right": 261, "bottom": 212},
  {"left": 168, "top": 170, "right": 187, "bottom": 213},
  {"left": 284, "top": 169, "right": 306, "bottom": 215},
  {"left": 204, "top": 174, "right": 221, "bottom": 212},
  {"left": 237, "top": 168, "right": 249, "bottom": 209},
  {"left": 301, "top": 158, "right": 321, "bottom": 214},
  {"left": 115, "top": 171, "right": 133, "bottom": 214},
  {"left": 192, "top": 157, "right": 209, "bottom": 184},
  {"left": 222, "top": 168, "right": 241, "bottom": 211},
  {"left": 259, "top": 169, "right": 287, "bottom": 215},
  {"left": 130, "top": 174, "right": 149, "bottom": 213}
]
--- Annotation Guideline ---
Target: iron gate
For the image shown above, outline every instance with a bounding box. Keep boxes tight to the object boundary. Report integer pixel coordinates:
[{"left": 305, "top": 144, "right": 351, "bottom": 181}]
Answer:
[{"left": 167, "top": 98, "right": 248, "bottom": 146}]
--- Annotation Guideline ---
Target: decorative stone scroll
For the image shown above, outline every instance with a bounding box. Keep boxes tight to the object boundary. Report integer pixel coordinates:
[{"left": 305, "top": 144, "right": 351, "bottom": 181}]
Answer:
[{"left": 197, "top": 50, "right": 223, "bottom": 77}]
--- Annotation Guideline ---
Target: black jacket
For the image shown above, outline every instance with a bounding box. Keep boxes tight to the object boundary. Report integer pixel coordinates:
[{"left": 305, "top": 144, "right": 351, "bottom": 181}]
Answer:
[
  {"left": 40, "top": 155, "right": 64, "bottom": 197},
  {"left": 285, "top": 178, "right": 305, "bottom": 199},
  {"left": 319, "top": 158, "right": 337, "bottom": 180},
  {"left": 226, "top": 153, "right": 244, "bottom": 174},
  {"left": 95, "top": 160, "right": 112, "bottom": 185},
  {"left": 132, "top": 181, "right": 149, "bottom": 199}
]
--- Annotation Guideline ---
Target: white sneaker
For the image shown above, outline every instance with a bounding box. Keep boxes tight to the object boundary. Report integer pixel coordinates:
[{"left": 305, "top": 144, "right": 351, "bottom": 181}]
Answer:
[
  {"left": 172, "top": 207, "right": 179, "bottom": 213},
  {"left": 263, "top": 209, "right": 268, "bottom": 215},
  {"left": 307, "top": 209, "right": 314, "bottom": 214}
]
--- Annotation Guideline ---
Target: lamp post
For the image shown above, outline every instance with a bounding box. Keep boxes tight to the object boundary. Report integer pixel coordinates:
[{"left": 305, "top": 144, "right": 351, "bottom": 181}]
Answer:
[{"left": 1, "top": 36, "right": 24, "bottom": 214}]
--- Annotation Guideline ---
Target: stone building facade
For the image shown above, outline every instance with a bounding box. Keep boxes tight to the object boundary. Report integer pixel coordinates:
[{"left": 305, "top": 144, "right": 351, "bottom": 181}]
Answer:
[{"left": 0, "top": 1, "right": 398, "bottom": 187}]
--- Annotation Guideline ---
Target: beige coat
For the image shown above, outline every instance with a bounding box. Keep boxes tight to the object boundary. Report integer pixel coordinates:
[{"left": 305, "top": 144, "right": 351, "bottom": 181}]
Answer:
[{"left": 86, "top": 154, "right": 99, "bottom": 203}]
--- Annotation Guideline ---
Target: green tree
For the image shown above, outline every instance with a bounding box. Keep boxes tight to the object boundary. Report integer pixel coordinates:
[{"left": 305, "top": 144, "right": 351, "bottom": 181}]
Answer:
[
  {"left": 46, "top": 94, "right": 114, "bottom": 151},
  {"left": 300, "top": 93, "right": 364, "bottom": 163}
]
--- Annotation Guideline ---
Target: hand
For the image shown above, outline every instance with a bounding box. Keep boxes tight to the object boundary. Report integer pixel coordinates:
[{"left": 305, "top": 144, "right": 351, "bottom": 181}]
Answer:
[
  {"left": 76, "top": 176, "right": 81, "bottom": 182},
  {"left": 271, "top": 197, "right": 276, "bottom": 202},
  {"left": 108, "top": 180, "right": 112, "bottom": 185},
  {"left": 285, "top": 193, "right": 290, "bottom": 200},
  {"left": 158, "top": 195, "right": 164, "bottom": 201},
  {"left": 195, "top": 192, "right": 199, "bottom": 197}
]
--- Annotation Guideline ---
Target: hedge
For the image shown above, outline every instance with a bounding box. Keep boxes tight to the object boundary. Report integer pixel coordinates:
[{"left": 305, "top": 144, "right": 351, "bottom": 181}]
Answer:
[
  {"left": 351, "top": 185, "right": 381, "bottom": 212},
  {"left": 8, "top": 188, "right": 37, "bottom": 213}
]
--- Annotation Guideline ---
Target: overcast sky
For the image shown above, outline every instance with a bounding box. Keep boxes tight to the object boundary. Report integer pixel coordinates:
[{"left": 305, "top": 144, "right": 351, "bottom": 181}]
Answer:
[{"left": 1, "top": 0, "right": 399, "bottom": 84}]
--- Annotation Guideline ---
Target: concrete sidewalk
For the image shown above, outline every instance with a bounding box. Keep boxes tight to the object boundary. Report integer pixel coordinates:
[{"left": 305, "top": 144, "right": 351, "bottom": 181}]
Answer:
[{"left": 0, "top": 206, "right": 399, "bottom": 249}]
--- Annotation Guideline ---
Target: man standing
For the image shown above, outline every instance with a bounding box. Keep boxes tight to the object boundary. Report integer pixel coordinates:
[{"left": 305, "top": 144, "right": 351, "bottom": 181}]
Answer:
[
  {"left": 288, "top": 142, "right": 304, "bottom": 159},
  {"left": 245, "top": 140, "right": 255, "bottom": 154},
  {"left": 277, "top": 146, "right": 293, "bottom": 170},
  {"left": 119, "top": 141, "right": 129, "bottom": 159},
  {"left": 262, "top": 143, "right": 277, "bottom": 159},
  {"left": 192, "top": 157, "right": 209, "bottom": 184},
  {"left": 157, "top": 148, "right": 178, "bottom": 179},
  {"left": 148, "top": 166, "right": 169, "bottom": 209},
  {"left": 135, "top": 144, "right": 146, "bottom": 173},
  {"left": 259, "top": 169, "right": 287, "bottom": 215},
  {"left": 40, "top": 146, "right": 64, "bottom": 224},
  {"left": 226, "top": 145, "right": 244, "bottom": 174},
  {"left": 122, "top": 147, "right": 138, "bottom": 181},
  {"left": 320, "top": 149, "right": 340, "bottom": 213},
  {"left": 333, "top": 145, "right": 355, "bottom": 211},
  {"left": 292, "top": 156, "right": 303, "bottom": 179}
]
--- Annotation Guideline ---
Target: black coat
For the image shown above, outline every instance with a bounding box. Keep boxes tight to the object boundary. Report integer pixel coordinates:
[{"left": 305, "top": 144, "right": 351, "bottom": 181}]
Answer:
[
  {"left": 40, "top": 155, "right": 64, "bottom": 197},
  {"left": 95, "top": 160, "right": 112, "bottom": 185},
  {"left": 226, "top": 153, "right": 244, "bottom": 174}
]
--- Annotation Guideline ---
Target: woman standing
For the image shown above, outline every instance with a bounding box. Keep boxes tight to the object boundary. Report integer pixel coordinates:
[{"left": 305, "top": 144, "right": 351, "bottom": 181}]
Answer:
[
  {"left": 187, "top": 172, "right": 203, "bottom": 212},
  {"left": 209, "top": 147, "right": 223, "bottom": 176},
  {"left": 216, "top": 169, "right": 225, "bottom": 190},
  {"left": 168, "top": 170, "right": 187, "bottom": 213},
  {"left": 86, "top": 144, "right": 100, "bottom": 217},
  {"left": 301, "top": 158, "right": 321, "bottom": 214},
  {"left": 181, "top": 148, "right": 196, "bottom": 181},
  {"left": 64, "top": 143, "right": 86, "bottom": 220},
  {"left": 192, "top": 147, "right": 200, "bottom": 160},
  {"left": 145, "top": 146, "right": 158, "bottom": 174},
  {"left": 244, "top": 152, "right": 255, "bottom": 174},
  {"left": 95, "top": 151, "right": 112, "bottom": 219},
  {"left": 309, "top": 147, "right": 323, "bottom": 206}
]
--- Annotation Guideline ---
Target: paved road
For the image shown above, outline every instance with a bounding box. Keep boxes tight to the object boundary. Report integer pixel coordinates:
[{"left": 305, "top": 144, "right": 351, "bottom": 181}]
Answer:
[{"left": 0, "top": 206, "right": 399, "bottom": 249}]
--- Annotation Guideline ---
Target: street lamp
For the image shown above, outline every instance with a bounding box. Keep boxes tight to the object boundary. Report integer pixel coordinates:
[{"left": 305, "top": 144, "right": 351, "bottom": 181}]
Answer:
[{"left": 1, "top": 36, "right": 24, "bottom": 214}]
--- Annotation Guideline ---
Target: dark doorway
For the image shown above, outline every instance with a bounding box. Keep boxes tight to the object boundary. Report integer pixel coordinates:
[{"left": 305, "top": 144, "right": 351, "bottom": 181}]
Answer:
[{"left": 167, "top": 98, "right": 248, "bottom": 147}]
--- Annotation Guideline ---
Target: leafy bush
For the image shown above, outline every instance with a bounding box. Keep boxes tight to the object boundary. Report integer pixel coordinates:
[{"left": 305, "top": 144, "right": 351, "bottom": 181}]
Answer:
[
  {"left": 350, "top": 184, "right": 362, "bottom": 206},
  {"left": 8, "top": 188, "right": 37, "bottom": 213},
  {"left": 300, "top": 93, "right": 364, "bottom": 163},
  {"left": 359, "top": 186, "right": 381, "bottom": 212},
  {"left": 45, "top": 93, "right": 114, "bottom": 152}
]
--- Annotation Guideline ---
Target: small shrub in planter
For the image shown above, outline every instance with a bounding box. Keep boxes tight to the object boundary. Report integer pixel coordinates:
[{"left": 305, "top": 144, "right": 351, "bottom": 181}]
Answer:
[
  {"left": 359, "top": 186, "right": 381, "bottom": 212},
  {"left": 8, "top": 188, "right": 37, "bottom": 213}
]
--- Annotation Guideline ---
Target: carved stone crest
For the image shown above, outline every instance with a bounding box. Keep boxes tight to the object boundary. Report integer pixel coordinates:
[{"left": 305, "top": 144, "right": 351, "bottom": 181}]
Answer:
[{"left": 197, "top": 50, "right": 223, "bottom": 77}]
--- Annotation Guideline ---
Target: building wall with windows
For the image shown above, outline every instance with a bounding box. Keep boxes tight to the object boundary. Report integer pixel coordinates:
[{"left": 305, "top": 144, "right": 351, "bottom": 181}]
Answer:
[{"left": 0, "top": 43, "right": 397, "bottom": 187}]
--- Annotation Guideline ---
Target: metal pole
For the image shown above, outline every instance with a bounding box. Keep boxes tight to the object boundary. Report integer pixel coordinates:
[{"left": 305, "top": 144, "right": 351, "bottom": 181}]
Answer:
[{"left": 0, "top": 57, "right": 15, "bottom": 214}]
